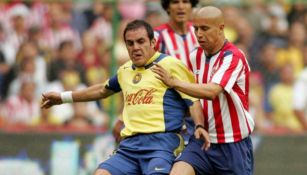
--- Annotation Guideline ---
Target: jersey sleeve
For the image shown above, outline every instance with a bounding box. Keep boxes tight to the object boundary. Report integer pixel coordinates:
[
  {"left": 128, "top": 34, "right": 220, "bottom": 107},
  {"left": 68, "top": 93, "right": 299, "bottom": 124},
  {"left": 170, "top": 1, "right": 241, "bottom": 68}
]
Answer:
[
  {"left": 211, "top": 51, "right": 244, "bottom": 93},
  {"left": 167, "top": 58, "right": 198, "bottom": 106},
  {"left": 105, "top": 74, "right": 121, "bottom": 93}
]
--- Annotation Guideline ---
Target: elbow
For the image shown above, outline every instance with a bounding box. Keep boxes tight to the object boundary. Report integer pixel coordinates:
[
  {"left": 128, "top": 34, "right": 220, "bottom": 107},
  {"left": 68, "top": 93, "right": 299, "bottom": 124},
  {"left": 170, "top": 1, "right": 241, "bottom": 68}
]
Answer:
[
  {"left": 202, "top": 84, "right": 223, "bottom": 100},
  {"left": 206, "top": 94, "right": 217, "bottom": 100},
  {"left": 204, "top": 91, "right": 219, "bottom": 100}
]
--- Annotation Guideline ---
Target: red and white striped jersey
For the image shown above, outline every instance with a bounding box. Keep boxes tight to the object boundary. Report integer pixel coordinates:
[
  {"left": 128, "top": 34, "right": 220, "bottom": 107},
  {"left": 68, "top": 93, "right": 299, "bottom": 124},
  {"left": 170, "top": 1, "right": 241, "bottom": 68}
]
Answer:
[
  {"left": 154, "top": 23, "right": 198, "bottom": 70},
  {"left": 190, "top": 41, "right": 254, "bottom": 143}
]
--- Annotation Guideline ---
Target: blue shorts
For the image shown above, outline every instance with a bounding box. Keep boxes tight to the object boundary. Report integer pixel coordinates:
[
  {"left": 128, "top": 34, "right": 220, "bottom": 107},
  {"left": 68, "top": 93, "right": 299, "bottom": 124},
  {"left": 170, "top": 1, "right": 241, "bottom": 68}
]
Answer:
[
  {"left": 181, "top": 117, "right": 195, "bottom": 145},
  {"left": 98, "top": 132, "right": 184, "bottom": 175},
  {"left": 176, "top": 136, "right": 254, "bottom": 175}
]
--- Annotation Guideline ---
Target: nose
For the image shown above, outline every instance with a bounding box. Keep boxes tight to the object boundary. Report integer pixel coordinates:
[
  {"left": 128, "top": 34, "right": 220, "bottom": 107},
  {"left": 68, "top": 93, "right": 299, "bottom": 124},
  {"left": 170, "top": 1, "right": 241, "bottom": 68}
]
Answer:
[
  {"left": 131, "top": 43, "right": 140, "bottom": 50},
  {"left": 178, "top": 1, "right": 184, "bottom": 8},
  {"left": 195, "top": 29, "right": 203, "bottom": 39}
]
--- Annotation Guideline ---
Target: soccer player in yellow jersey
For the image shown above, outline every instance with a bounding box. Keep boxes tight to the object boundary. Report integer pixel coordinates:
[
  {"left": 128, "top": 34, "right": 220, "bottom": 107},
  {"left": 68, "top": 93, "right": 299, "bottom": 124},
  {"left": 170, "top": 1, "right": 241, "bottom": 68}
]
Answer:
[{"left": 41, "top": 20, "right": 210, "bottom": 175}]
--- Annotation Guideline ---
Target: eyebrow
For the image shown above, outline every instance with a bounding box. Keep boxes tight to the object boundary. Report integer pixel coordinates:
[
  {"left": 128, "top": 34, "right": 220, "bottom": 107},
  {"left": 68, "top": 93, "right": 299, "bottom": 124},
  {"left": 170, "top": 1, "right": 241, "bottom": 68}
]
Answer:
[{"left": 127, "top": 37, "right": 146, "bottom": 42}]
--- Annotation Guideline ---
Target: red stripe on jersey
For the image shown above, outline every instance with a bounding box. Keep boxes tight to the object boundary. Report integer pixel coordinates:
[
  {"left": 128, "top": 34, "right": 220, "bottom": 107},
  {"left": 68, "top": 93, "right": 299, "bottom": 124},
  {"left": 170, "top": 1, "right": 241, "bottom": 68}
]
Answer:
[
  {"left": 245, "top": 73, "right": 249, "bottom": 110},
  {"left": 195, "top": 48, "right": 208, "bottom": 129},
  {"left": 241, "top": 55, "right": 250, "bottom": 110},
  {"left": 212, "top": 98, "right": 225, "bottom": 143},
  {"left": 166, "top": 25, "right": 180, "bottom": 59},
  {"left": 220, "top": 54, "right": 240, "bottom": 88},
  {"left": 203, "top": 60, "right": 210, "bottom": 131},
  {"left": 195, "top": 48, "right": 203, "bottom": 83},
  {"left": 225, "top": 92, "right": 242, "bottom": 142},
  {"left": 233, "top": 83, "right": 248, "bottom": 110}
]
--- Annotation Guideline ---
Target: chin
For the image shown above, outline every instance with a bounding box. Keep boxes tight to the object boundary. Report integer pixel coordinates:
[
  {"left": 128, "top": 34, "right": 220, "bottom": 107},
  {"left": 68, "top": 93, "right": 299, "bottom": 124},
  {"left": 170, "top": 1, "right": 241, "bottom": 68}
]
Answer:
[{"left": 133, "top": 61, "right": 144, "bottom": 67}]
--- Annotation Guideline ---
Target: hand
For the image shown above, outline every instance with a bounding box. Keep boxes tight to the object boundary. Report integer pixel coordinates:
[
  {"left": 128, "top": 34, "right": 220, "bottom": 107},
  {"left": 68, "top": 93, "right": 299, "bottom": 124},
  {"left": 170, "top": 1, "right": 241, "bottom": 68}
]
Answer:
[
  {"left": 112, "top": 119, "right": 124, "bottom": 143},
  {"left": 151, "top": 63, "right": 176, "bottom": 88},
  {"left": 41, "top": 92, "right": 62, "bottom": 109},
  {"left": 194, "top": 127, "right": 211, "bottom": 151}
]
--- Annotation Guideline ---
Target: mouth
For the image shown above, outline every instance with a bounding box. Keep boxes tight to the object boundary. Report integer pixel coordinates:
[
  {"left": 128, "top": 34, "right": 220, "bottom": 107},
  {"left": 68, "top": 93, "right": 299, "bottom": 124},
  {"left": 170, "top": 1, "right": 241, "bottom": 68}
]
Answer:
[
  {"left": 198, "top": 41, "right": 206, "bottom": 45},
  {"left": 176, "top": 12, "right": 186, "bottom": 17},
  {"left": 133, "top": 53, "right": 142, "bottom": 57},
  {"left": 132, "top": 53, "right": 143, "bottom": 60}
]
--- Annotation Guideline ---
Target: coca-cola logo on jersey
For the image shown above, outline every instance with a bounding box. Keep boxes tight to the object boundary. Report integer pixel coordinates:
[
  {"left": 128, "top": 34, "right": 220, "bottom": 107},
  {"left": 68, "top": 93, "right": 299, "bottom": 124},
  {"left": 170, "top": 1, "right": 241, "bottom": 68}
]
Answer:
[{"left": 125, "top": 88, "right": 157, "bottom": 105}]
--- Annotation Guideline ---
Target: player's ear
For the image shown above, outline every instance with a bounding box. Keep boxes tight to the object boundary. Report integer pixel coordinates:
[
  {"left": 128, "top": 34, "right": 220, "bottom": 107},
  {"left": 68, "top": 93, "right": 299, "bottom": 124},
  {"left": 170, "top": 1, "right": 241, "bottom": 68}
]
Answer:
[
  {"left": 219, "top": 24, "right": 225, "bottom": 31},
  {"left": 151, "top": 38, "right": 156, "bottom": 48}
]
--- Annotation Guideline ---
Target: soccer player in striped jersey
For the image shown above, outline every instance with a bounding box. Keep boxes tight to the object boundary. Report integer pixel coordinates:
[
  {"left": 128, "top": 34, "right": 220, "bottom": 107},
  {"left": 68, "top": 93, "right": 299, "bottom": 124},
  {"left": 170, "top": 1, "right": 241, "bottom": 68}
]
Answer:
[
  {"left": 155, "top": 0, "right": 199, "bottom": 70},
  {"left": 41, "top": 20, "right": 210, "bottom": 175},
  {"left": 152, "top": 6, "right": 255, "bottom": 175}
]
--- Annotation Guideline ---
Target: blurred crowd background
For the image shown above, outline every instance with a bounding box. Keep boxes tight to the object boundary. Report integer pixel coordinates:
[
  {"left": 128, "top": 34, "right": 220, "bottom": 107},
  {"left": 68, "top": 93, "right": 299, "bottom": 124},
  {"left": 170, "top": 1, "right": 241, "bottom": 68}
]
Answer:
[{"left": 0, "top": 0, "right": 306, "bottom": 135}]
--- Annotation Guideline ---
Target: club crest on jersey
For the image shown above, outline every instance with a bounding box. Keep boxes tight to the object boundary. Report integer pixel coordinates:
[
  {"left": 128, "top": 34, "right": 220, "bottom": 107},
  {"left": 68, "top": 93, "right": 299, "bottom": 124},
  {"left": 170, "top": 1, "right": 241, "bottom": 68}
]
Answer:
[
  {"left": 210, "top": 67, "right": 218, "bottom": 80},
  {"left": 133, "top": 73, "right": 142, "bottom": 84}
]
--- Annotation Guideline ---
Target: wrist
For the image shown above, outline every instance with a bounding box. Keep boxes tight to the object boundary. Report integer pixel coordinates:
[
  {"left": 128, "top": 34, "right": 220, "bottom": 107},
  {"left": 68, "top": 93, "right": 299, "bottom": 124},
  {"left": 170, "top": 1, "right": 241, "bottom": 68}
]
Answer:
[
  {"left": 60, "top": 91, "right": 73, "bottom": 103},
  {"left": 195, "top": 124, "right": 205, "bottom": 130}
]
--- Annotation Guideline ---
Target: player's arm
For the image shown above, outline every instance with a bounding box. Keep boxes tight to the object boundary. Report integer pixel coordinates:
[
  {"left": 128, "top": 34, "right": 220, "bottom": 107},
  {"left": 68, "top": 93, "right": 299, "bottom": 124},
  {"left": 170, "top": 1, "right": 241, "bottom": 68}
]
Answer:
[
  {"left": 41, "top": 84, "right": 115, "bottom": 109},
  {"left": 152, "top": 63, "right": 223, "bottom": 100},
  {"left": 171, "top": 81, "right": 222, "bottom": 100},
  {"left": 188, "top": 100, "right": 211, "bottom": 150}
]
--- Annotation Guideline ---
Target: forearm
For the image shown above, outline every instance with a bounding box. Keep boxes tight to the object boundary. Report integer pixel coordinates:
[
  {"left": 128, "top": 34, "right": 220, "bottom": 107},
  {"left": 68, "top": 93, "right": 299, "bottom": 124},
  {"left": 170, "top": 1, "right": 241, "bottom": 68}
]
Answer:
[
  {"left": 189, "top": 100, "right": 204, "bottom": 126},
  {"left": 72, "top": 84, "right": 113, "bottom": 102},
  {"left": 173, "top": 79, "right": 222, "bottom": 100}
]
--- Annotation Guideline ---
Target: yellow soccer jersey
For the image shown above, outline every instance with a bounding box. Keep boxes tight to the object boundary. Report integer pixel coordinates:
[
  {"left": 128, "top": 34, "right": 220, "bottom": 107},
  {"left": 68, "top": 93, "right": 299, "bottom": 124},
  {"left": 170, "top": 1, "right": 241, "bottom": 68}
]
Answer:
[{"left": 106, "top": 52, "right": 197, "bottom": 138}]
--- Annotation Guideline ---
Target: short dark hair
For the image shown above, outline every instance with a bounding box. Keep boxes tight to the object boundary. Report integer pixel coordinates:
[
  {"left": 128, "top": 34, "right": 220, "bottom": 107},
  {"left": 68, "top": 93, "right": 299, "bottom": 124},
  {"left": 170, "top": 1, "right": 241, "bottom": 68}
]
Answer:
[
  {"left": 161, "top": 0, "right": 199, "bottom": 12},
  {"left": 123, "top": 20, "right": 154, "bottom": 42}
]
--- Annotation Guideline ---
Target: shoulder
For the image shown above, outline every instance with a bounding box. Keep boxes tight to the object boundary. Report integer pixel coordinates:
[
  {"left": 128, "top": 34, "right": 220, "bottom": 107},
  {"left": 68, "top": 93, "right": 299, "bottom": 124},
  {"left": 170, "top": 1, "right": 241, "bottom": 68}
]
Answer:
[
  {"left": 189, "top": 47, "right": 203, "bottom": 60},
  {"left": 118, "top": 61, "right": 133, "bottom": 72},
  {"left": 154, "top": 23, "right": 168, "bottom": 32},
  {"left": 159, "top": 54, "right": 180, "bottom": 64},
  {"left": 222, "top": 42, "right": 246, "bottom": 60},
  {"left": 159, "top": 54, "right": 188, "bottom": 71},
  {"left": 190, "top": 47, "right": 202, "bottom": 55}
]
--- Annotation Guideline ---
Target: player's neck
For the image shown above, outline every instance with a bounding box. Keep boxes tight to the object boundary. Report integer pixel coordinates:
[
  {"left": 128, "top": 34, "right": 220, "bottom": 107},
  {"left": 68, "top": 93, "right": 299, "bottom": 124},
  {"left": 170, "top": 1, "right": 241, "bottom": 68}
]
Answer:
[
  {"left": 205, "top": 39, "right": 227, "bottom": 57},
  {"left": 168, "top": 20, "right": 188, "bottom": 35}
]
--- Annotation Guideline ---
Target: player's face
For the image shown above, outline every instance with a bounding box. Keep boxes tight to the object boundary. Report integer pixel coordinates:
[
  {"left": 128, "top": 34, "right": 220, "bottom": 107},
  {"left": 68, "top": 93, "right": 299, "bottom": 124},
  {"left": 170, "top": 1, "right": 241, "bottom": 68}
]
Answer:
[
  {"left": 168, "top": 0, "right": 192, "bottom": 23},
  {"left": 192, "top": 17, "right": 222, "bottom": 54},
  {"left": 125, "top": 27, "right": 156, "bottom": 67}
]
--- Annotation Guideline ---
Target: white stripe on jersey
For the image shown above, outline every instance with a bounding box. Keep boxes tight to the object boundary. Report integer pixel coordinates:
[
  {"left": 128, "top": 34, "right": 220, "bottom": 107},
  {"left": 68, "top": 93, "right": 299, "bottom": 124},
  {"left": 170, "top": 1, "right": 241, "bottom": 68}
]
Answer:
[
  {"left": 161, "top": 29, "right": 176, "bottom": 56},
  {"left": 175, "top": 34, "right": 188, "bottom": 66},
  {"left": 154, "top": 23, "right": 198, "bottom": 68},
  {"left": 219, "top": 94, "right": 234, "bottom": 143}
]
